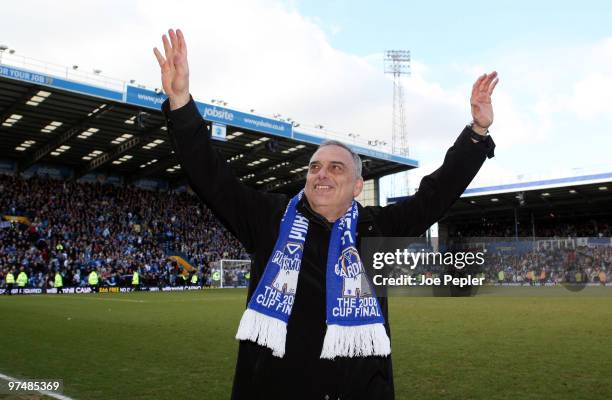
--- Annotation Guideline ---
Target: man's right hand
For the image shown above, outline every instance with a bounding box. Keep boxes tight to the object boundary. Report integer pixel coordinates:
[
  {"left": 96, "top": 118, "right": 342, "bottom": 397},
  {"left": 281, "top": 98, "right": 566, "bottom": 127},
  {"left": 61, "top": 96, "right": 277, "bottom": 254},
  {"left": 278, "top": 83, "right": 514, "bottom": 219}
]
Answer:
[{"left": 154, "top": 28, "right": 190, "bottom": 110}]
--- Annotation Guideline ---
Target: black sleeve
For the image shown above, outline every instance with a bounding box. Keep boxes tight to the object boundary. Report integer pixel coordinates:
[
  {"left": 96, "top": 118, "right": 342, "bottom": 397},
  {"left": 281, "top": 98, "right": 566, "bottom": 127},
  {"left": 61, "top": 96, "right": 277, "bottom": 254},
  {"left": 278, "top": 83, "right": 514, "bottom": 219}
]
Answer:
[
  {"left": 374, "top": 127, "right": 495, "bottom": 236},
  {"left": 163, "top": 97, "right": 287, "bottom": 253}
]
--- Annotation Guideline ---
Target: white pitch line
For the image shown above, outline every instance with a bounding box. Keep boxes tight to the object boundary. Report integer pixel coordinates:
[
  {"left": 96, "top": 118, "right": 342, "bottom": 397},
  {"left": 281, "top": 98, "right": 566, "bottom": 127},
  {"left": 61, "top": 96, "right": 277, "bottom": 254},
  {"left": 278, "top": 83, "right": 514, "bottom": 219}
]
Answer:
[
  {"left": 42, "top": 296, "right": 147, "bottom": 303},
  {"left": 0, "top": 372, "right": 76, "bottom": 400},
  {"left": 78, "top": 297, "right": 146, "bottom": 303}
]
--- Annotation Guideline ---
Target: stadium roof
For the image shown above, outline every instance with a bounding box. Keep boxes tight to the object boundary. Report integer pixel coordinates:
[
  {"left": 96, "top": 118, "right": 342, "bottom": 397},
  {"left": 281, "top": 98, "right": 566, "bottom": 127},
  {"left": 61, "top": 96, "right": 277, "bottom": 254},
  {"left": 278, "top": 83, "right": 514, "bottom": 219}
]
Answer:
[
  {"left": 0, "top": 60, "right": 418, "bottom": 194},
  {"left": 391, "top": 172, "right": 612, "bottom": 224}
]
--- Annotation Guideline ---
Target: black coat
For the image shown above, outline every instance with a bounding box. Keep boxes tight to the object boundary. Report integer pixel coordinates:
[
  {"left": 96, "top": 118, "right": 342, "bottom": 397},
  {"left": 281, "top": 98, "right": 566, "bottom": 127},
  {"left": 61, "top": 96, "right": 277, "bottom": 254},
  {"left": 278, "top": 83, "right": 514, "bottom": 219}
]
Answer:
[{"left": 163, "top": 98, "right": 494, "bottom": 400}]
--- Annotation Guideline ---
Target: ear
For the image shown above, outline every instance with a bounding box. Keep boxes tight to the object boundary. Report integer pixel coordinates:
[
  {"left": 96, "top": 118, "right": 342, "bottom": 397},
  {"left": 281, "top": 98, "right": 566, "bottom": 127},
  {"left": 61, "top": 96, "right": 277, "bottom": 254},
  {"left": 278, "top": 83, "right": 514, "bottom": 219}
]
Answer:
[{"left": 353, "top": 177, "right": 364, "bottom": 198}]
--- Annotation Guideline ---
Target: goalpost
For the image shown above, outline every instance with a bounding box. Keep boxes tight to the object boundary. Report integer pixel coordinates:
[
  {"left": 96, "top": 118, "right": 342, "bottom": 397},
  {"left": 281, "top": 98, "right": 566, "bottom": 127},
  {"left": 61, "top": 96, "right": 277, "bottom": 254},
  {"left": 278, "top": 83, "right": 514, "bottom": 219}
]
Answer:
[{"left": 209, "top": 259, "right": 251, "bottom": 288}]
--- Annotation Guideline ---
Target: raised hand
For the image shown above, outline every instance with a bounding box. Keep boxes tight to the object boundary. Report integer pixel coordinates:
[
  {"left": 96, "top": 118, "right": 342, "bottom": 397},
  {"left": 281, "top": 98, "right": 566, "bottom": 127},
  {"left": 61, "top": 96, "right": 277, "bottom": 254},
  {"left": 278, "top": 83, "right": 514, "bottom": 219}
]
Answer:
[
  {"left": 153, "top": 29, "right": 190, "bottom": 110},
  {"left": 470, "top": 71, "right": 499, "bottom": 134}
]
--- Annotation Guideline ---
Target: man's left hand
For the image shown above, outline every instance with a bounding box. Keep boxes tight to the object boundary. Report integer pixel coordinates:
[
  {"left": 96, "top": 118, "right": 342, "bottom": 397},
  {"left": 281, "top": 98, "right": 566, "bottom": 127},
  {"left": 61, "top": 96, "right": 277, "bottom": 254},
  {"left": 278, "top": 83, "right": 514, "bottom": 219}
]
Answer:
[{"left": 470, "top": 71, "right": 499, "bottom": 135}]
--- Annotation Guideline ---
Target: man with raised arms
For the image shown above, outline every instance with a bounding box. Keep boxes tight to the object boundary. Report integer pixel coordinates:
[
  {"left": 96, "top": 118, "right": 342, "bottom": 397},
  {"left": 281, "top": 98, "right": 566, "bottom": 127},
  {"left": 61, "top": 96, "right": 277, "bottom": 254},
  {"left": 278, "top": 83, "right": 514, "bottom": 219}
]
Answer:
[{"left": 154, "top": 28, "right": 497, "bottom": 400}]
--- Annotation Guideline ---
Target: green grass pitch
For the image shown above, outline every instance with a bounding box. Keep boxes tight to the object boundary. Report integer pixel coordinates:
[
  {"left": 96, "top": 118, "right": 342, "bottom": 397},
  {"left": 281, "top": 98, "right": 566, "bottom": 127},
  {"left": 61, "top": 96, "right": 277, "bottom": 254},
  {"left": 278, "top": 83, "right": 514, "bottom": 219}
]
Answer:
[{"left": 1, "top": 288, "right": 611, "bottom": 399}]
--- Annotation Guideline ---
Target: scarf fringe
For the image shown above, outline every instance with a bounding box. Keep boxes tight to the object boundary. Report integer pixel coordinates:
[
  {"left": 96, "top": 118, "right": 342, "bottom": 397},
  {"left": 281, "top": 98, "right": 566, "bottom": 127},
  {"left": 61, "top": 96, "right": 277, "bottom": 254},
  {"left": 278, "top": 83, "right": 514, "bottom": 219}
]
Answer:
[
  {"left": 320, "top": 323, "right": 391, "bottom": 359},
  {"left": 235, "top": 309, "right": 287, "bottom": 357}
]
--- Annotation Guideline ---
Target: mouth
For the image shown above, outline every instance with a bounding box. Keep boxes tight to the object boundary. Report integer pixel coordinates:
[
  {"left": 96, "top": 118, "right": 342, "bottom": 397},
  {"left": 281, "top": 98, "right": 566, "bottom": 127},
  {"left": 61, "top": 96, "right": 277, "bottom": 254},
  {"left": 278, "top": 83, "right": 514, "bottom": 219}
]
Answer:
[{"left": 314, "top": 184, "right": 334, "bottom": 192}]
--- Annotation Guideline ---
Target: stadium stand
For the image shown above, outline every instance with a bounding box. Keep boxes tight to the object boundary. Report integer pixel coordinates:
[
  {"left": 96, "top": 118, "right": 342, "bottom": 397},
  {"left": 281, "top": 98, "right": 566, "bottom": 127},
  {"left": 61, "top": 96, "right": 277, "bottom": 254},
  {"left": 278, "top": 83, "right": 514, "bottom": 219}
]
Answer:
[
  {"left": 440, "top": 172, "right": 612, "bottom": 238},
  {"left": 0, "top": 173, "right": 249, "bottom": 290},
  {"left": 384, "top": 172, "right": 612, "bottom": 286},
  {"left": 443, "top": 173, "right": 612, "bottom": 286}
]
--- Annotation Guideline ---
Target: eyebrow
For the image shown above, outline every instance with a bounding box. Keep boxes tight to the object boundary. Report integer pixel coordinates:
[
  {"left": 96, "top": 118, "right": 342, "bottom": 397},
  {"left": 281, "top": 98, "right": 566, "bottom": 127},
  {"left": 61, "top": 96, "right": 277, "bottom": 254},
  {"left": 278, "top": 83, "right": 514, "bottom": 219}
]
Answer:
[{"left": 309, "top": 161, "right": 347, "bottom": 167}]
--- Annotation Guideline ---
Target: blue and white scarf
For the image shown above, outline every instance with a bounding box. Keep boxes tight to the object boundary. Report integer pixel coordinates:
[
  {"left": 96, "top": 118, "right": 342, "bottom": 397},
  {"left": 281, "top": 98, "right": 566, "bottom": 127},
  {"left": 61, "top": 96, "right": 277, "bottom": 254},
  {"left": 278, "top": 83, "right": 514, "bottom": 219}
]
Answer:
[{"left": 236, "top": 190, "right": 391, "bottom": 359}]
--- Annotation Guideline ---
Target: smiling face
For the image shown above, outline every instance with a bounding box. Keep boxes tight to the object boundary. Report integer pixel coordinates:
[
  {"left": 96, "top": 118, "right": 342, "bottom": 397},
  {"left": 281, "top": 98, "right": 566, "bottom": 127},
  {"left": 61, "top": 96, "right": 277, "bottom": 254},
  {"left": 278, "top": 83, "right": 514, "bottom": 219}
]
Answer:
[{"left": 304, "top": 144, "right": 364, "bottom": 222}]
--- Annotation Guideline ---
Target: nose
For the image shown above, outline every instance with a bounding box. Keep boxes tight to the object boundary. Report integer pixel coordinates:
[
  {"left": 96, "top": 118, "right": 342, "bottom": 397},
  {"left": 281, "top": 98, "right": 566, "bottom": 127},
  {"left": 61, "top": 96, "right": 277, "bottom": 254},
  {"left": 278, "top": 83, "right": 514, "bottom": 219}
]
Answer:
[{"left": 315, "top": 166, "right": 329, "bottom": 180}]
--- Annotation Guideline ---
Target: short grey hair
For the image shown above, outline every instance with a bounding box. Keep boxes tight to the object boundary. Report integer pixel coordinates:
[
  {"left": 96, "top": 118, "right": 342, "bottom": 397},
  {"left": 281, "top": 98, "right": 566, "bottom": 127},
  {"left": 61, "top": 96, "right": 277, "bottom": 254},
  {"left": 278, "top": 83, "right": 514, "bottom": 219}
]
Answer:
[{"left": 316, "top": 140, "right": 362, "bottom": 178}]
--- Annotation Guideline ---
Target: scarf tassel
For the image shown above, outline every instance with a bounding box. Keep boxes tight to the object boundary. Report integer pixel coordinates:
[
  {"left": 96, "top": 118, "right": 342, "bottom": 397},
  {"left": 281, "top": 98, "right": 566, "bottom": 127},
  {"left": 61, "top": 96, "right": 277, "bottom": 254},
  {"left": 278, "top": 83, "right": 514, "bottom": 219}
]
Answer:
[
  {"left": 320, "top": 323, "right": 391, "bottom": 359},
  {"left": 236, "top": 308, "right": 287, "bottom": 357}
]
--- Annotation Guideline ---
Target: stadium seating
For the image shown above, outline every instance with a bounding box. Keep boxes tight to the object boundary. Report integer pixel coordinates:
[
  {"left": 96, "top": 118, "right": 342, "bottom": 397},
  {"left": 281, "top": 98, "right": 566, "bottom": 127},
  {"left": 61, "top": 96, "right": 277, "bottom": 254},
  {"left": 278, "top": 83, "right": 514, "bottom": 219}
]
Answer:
[{"left": 0, "top": 173, "right": 249, "bottom": 289}]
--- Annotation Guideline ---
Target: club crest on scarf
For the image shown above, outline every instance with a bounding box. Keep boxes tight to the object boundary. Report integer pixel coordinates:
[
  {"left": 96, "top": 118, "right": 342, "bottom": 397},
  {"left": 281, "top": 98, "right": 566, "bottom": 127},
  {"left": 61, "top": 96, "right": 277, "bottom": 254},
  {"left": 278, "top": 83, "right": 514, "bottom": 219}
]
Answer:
[
  {"left": 271, "top": 242, "right": 302, "bottom": 295},
  {"left": 335, "top": 247, "right": 373, "bottom": 298}
]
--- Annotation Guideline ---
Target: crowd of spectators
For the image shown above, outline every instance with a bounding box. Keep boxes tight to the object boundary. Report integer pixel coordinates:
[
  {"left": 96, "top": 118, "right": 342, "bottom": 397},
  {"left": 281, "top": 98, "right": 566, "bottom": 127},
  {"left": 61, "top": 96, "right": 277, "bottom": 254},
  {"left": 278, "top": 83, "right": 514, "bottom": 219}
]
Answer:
[
  {"left": 0, "top": 173, "right": 249, "bottom": 290},
  {"left": 385, "top": 241, "right": 611, "bottom": 286},
  {"left": 483, "top": 244, "right": 611, "bottom": 285}
]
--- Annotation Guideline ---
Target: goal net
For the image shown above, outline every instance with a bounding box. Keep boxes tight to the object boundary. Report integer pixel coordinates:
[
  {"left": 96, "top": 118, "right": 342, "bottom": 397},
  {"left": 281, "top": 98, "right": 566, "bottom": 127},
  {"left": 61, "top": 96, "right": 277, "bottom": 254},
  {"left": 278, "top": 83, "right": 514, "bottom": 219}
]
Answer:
[{"left": 209, "top": 259, "right": 251, "bottom": 288}]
